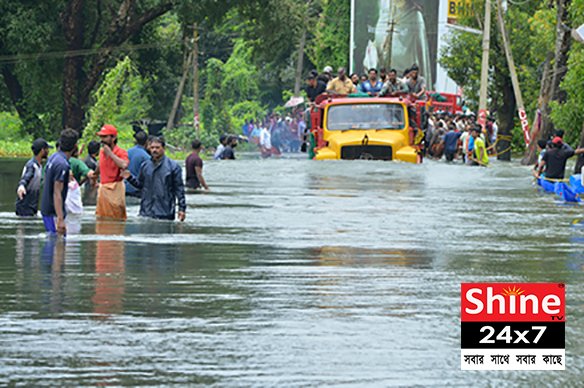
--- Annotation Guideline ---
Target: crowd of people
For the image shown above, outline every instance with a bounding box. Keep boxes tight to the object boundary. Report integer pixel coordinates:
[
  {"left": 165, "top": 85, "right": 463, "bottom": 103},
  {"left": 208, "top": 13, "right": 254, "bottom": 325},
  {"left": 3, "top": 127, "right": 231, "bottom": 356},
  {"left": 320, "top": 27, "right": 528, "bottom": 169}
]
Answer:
[
  {"left": 233, "top": 64, "right": 429, "bottom": 159},
  {"left": 305, "top": 65, "right": 427, "bottom": 101},
  {"left": 226, "top": 64, "right": 583, "bottom": 177},
  {"left": 14, "top": 60, "right": 583, "bottom": 234},
  {"left": 15, "top": 125, "right": 212, "bottom": 235},
  {"left": 422, "top": 111, "right": 498, "bottom": 166},
  {"left": 304, "top": 64, "right": 500, "bottom": 167},
  {"left": 240, "top": 110, "right": 306, "bottom": 158}
]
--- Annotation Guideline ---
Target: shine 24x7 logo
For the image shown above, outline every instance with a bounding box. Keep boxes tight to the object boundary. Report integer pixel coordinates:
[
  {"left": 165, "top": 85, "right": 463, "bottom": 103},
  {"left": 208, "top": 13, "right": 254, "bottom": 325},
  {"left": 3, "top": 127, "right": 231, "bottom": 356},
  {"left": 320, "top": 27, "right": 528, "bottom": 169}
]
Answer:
[{"left": 461, "top": 283, "right": 565, "bottom": 371}]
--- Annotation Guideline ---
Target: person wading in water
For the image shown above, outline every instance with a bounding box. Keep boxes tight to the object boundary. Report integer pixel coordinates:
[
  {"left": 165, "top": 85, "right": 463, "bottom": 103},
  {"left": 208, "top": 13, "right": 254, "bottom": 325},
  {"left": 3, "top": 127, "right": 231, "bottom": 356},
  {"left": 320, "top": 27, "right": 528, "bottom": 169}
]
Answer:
[
  {"left": 123, "top": 136, "right": 186, "bottom": 221},
  {"left": 94, "top": 124, "right": 129, "bottom": 220},
  {"left": 16, "top": 138, "right": 53, "bottom": 217}
]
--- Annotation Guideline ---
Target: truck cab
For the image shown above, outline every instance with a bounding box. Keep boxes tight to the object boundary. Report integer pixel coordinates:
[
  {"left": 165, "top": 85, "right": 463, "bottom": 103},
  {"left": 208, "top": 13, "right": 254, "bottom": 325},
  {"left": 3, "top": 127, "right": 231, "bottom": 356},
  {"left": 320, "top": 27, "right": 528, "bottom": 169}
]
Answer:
[{"left": 308, "top": 94, "right": 423, "bottom": 163}]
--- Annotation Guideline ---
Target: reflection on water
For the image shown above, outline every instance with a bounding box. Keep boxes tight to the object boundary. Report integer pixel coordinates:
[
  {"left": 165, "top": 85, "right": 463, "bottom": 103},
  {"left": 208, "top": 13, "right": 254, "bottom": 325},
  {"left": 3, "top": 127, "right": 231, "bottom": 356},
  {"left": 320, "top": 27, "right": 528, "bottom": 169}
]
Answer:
[
  {"left": 0, "top": 158, "right": 583, "bottom": 385},
  {"left": 93, "top": 221, "right": 125, "bottom": 317},
  {"left": 313, "top": 246, "right": 433, "bottom": 268}
]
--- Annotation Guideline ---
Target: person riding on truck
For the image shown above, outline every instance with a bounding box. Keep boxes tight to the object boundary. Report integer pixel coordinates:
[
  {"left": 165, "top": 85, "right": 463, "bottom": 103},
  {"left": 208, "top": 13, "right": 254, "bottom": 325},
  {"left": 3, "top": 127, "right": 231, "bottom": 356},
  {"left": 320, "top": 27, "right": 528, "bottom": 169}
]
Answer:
[
  {"left": 359, "top": 68, "right": 383, "bottom": 96},
  {"left": 380, "top": 69, "right": 407, "bottom": 96},
  {"left": 305, "top": 74, "right": 326, "bottom": 102},
  {"left": 326, "top": 68, "right": 356, "bottom": 95},
  {"left": 406, "top": 65, "right": 427, "bottom": 100}
]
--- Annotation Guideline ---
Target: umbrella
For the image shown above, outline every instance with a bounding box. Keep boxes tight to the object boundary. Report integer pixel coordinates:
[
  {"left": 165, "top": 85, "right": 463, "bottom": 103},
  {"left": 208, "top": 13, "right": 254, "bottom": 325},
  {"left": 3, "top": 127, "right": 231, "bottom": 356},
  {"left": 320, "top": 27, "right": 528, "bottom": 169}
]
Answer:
[{"left": 284, "top": 96, "right": 305, "bottom": 108}]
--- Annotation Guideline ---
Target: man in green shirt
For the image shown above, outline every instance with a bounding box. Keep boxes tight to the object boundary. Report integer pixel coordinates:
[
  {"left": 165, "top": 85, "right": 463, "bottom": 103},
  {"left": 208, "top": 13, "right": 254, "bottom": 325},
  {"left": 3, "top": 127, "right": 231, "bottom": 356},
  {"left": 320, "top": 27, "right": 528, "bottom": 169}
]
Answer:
[
  {"left": 470, "top": 127, "right": 489, "bottom": 167},
  {"left": 70, "top": 156, "right": 93, "bottom": 184}
]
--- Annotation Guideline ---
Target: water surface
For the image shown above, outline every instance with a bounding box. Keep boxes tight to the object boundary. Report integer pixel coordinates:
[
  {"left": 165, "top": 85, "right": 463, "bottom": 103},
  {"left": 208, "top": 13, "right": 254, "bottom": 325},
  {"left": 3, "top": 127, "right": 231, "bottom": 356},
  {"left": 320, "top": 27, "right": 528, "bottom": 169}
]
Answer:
[{"left": 0, "top": 156, "right": 583, "bottom": 386}]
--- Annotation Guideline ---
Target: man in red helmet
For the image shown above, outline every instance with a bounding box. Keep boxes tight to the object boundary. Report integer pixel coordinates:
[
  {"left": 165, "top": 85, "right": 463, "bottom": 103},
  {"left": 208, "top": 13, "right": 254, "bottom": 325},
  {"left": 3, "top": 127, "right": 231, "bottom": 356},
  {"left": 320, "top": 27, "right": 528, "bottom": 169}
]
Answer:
[{"left": 94, "top": 124, "right": 129, "bottom": 220}]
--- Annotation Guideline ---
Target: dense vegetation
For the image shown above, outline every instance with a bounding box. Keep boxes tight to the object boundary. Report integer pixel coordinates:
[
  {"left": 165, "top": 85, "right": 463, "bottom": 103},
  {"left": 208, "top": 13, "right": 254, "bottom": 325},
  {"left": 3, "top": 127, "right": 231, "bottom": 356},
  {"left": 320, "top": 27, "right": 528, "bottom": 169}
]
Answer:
[
  {"left": 0, "top": 0, "right": 349, "bottom": 154},
  {"left": 0, "top": 0, "right": 583, "bottom": 162},
  {"left": 440, "top": 0, "right": 584, "bottom": 164}
]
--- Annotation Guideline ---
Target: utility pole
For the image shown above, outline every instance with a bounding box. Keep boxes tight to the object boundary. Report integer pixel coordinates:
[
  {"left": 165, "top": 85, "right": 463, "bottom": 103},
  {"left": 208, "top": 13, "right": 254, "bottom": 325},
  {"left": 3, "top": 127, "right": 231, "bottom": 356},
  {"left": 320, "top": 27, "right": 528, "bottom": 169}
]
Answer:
[
  {"left": 384, "top": 0, "right": 397, "bottom": 70},
  {"left": 192, "top": 23, "right": 200, "bottom": 139},
  {"left": 294, "top": 1, "right": 311, "bottom": 96},
  {"left": 294, "top": 28, "right": 307, "bottom": 96},
  {"left": 496, "top": 0, "right": 530, "bottom": 145},
  {"left": 478, "top": 0, "right": 492, "bottom": 131},
  {"left": 166, "top": 50, "right": 193, "bottom": 130}
]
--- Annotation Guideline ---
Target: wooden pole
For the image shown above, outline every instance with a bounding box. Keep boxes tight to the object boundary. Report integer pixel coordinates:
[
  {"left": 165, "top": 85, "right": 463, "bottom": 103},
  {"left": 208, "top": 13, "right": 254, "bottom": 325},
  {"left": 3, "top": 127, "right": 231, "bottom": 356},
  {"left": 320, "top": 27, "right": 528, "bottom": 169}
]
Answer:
[
  {"left": 193, "top": 23, "right": 200, "bottom": 139},
  {"left": 293, "top": 25, "right": 307, "bottom": 96},
  {"left": 496, "top": 0, "right": 530, "bottom": 146},
  {"left": 294, "top": 0, "right": 312, "bottom": 96},
  {"left": 166, "top": 51, "right": 193, "bottom": 130},
  {"left": 522, "top": 52, "right": 552, "bottom": 165},
  {"left": 384, "top": 0, "right": 397, "bottom": 70},
  {"left": 575, "top": 120, "right": 584, "bottom": 174},
  {"left": 478, "top": 0, "right": 492, "bottom": 130}
]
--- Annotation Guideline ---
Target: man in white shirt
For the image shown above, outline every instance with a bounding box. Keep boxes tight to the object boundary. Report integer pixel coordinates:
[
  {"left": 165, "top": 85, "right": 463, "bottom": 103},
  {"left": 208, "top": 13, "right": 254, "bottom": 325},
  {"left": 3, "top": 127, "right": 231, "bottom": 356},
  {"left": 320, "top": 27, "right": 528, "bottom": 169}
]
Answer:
[
  {"left": 214, "top": 134, "right": 227, "bottom": 160},
  {"left": 259, "top": 127, "right": 272, "bottom": 158}
]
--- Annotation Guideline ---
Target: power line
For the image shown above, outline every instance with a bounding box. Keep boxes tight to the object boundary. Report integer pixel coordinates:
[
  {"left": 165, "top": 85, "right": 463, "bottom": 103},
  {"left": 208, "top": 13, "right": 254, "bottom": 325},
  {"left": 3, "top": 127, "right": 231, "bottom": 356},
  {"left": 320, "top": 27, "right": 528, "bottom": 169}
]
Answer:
[
  {"left": 0, "top": 42, "right": 180, "bottom": 65},
  {"left": 0, "top": 41, "right": 240, "bottom": 66}
]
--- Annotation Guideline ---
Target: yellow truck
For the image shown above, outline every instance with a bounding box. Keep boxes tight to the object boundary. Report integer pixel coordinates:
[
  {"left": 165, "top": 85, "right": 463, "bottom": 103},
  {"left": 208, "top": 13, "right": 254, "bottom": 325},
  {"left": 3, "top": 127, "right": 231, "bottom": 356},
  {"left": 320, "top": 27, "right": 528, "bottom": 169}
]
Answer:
[{"left": 306, "top": 95, "right": 425, "bottom": 163}]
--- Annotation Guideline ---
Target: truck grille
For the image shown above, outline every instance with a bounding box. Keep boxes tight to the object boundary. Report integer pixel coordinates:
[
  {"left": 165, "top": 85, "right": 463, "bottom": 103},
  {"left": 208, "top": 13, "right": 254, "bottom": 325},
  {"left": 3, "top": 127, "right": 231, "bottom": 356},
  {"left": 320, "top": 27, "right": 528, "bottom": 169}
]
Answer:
[{"left": 341, "top": 145, "right": 392, "bottom": 161}]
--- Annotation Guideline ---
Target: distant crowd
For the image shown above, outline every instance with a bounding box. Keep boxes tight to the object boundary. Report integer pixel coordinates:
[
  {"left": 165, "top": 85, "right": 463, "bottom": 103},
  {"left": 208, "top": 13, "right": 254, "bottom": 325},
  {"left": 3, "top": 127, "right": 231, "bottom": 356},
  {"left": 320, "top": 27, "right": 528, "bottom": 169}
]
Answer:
[
  {"left": 304, "top": 64, "right": 499, "bottom": 166},
  {"left": 423, "top": 111, "right": 498, "bottom": 166},
  {"left": 231, "top": 64, "right": 429, "bottom": 159},
  {"left": 237, "top": 110, "right": 306, "bottom": 158}
]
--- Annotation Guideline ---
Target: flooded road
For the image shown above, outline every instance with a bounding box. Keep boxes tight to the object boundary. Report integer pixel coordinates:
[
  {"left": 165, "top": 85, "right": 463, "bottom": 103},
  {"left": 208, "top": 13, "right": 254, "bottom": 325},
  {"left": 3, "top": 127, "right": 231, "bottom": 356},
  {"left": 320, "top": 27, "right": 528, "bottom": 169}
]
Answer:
[{"left": 0, "top": 156, "right": 583, "bottom": 385}]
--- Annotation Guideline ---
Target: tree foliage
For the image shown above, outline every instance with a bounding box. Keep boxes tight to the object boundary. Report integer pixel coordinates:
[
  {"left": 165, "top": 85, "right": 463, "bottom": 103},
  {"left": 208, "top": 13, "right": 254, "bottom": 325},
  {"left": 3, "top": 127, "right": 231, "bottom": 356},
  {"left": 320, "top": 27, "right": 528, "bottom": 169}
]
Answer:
[
  {"left": 549, "top": 0, "right": 584, "bottom": 145},
  {"left": 197, "top": 39, "right": 265, "bottom": 140},
  {"left": 440, "top": 0, "right": 554, "bottom": 154},
  {"left": 307, "top": 0, "right": 351, "bottom": 72},
  {"left": 84, "top": 56, "right": 150, "bottom": 140},
  {"left": 0, "top": 0, "right": 350, "bottom": 144}
]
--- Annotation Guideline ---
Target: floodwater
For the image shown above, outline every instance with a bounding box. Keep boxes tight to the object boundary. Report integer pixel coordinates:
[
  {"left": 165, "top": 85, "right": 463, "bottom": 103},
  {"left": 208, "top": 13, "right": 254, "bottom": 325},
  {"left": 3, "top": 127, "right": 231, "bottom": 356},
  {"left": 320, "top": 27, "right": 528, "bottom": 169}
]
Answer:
[{"left": 0, "top": 155, "right": 583, "bottom": 386}]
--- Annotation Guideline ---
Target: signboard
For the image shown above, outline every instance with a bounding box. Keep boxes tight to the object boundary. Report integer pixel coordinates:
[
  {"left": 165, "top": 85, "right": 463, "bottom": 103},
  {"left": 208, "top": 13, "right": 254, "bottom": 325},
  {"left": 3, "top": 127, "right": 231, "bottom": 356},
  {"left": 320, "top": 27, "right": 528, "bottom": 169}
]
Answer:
[
  {"left": 350, "top": 1, "right": 477, "bottom": 92},
  {"left": 350, "top": 0, "right": 440, "bottom": 88},
  {"left": 448, "top": 0, "right": 473, "bottom": 23},
  {"left": 461, "top": 283, "right": 565, "bottom": 370},
  {"left": 519, "top": 108, "right": 530, "bottom": 145}
]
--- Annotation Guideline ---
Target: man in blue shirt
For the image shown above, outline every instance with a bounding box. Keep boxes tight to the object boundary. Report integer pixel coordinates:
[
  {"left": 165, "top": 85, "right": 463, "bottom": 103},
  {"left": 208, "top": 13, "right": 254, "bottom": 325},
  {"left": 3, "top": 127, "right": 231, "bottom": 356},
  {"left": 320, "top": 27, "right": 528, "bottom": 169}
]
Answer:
[
  {"left": 359, "top": 68, "right": 383, "bottom": 96},
  {"left": 443, "top": 126, "right": 462, "bottom": 162},
  {"left": 126, "top": 130, "right": 150, "bottom": 197},
  {"left": 41, "top": 129, "right": 78, "bottom": 235},
  {"left": 123, "top": 136, "right": 186, "bottom": 221}
]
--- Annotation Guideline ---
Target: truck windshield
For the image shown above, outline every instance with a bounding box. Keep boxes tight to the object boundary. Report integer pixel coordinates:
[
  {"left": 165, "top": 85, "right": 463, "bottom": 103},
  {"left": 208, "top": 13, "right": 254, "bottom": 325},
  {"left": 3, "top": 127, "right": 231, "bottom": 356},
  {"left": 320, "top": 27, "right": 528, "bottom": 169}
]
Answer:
[{"left": 326, "top": 103, "right": 405, "bottom": 131}]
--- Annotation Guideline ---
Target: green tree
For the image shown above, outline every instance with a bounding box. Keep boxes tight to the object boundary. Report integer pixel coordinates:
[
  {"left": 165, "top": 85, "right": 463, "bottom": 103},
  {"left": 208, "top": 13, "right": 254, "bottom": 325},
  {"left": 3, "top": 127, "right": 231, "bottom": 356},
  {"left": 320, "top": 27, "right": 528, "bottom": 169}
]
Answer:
[
  {"left": 222, "top": 40, "right": 260, "bottom": 103},
  {"left": 550, "top": 0, "right": 584, "bottom": 172},
  {"left": 84, "top": 56, "right": 150, "bottom": 140},
  {"left": 200, "top": 58, "right": 231, "bottom": 138},
  {"left": 440, "top": 0, "right": 546, "bottom": 159},
  {"left": 307, "top": 0, "right": 351, "bottom": 72}
]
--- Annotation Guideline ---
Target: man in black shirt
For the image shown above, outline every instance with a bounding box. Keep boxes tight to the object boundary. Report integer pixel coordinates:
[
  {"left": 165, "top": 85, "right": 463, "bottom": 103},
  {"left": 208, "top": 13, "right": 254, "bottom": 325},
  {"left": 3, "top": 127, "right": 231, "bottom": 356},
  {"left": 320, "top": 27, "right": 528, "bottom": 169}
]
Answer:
[
  {"left": 16, "top": 138, "right": 52, "bottom": 216},
  {"left": 537, "top": 137, "right": 584, "bottom": 179},
  {"left": 84, "top": 141, "right": 100, "bottom": 171},
  {"left": 305, "top": 74, "right": 326, "bottom": 102},
  {"left": 221, "top": 136, "right": 238, "bottom": 160},
  {"left": 185, "top": 139, "right": 209, "bottom": 190}
]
